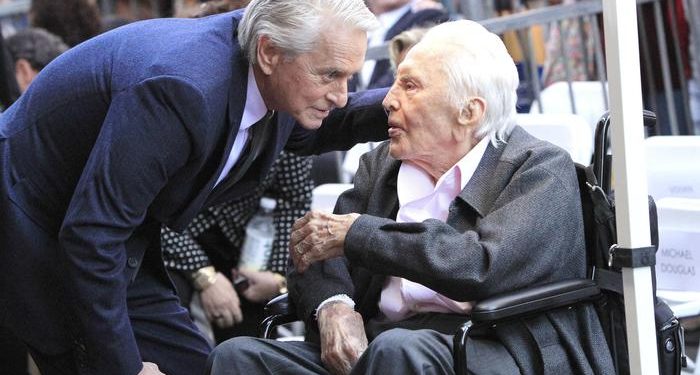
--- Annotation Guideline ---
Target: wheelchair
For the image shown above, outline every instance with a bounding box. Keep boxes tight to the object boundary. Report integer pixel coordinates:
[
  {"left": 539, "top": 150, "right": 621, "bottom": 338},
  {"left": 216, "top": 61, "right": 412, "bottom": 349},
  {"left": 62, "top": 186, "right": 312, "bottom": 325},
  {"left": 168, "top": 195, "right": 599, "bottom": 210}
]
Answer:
[{"left": 260, "top": 111, "right": 685, "bottom": 375}]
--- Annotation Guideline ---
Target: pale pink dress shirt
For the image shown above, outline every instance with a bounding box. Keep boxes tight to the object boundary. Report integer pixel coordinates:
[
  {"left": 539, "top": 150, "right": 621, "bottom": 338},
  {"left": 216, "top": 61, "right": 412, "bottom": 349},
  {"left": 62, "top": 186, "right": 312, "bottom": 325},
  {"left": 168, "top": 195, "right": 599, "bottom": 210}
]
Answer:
[{"left": 378, "top": 137, "right": 490, "bottom": 322}]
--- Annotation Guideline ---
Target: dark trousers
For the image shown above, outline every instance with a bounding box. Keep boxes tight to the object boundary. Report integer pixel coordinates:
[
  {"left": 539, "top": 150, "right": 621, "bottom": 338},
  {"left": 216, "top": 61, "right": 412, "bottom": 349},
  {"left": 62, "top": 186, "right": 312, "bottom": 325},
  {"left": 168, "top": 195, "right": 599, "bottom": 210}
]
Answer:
[
  {"left": 26, "top": 263, "right": 212, "bottom": 375},
  {"left": 0, "top": 326, "right": 28, "bottom": 375},
  {"left": 205, "top": 314, "right": 519, "bottom": 375}
]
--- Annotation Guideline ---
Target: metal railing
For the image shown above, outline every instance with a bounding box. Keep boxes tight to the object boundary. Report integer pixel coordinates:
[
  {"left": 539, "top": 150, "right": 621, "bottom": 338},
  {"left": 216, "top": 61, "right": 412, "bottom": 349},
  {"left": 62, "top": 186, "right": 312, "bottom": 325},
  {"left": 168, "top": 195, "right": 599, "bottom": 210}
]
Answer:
[{"left": 0, "top": 0, "right": 694, "bottom": 135}]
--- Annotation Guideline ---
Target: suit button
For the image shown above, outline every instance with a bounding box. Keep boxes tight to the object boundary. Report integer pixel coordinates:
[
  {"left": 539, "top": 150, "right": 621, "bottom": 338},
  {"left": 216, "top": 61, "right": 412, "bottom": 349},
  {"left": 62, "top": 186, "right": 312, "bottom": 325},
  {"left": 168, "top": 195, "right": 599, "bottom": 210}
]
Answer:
[{"left": 127, "top": 257, "right": 139, "bottom": 268}]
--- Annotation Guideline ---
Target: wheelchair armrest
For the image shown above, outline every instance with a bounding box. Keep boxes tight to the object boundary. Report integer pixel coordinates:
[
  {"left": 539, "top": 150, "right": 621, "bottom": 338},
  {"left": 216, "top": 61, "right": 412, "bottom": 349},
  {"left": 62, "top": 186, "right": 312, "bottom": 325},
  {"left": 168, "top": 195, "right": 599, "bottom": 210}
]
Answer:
[
  {"left": 264, "top": 293, "right": 295, "bottom": 316},
  {"left": 453, "top": 279, "right": 599, "bottom": 375},
  {"left": 471, "top": 278, "right": 599, "bottom": 324},
  {"left": 260, "top": 293, "right": 299, "bottom": 338}
]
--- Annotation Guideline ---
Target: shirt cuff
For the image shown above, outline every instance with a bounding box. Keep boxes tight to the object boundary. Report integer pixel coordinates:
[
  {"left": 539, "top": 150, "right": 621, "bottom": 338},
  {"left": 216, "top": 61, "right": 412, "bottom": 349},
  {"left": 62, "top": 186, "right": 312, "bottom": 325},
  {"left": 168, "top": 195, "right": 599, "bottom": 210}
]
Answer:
[{"left": 315, "top": 294, "right": 355, "bottom": 318}]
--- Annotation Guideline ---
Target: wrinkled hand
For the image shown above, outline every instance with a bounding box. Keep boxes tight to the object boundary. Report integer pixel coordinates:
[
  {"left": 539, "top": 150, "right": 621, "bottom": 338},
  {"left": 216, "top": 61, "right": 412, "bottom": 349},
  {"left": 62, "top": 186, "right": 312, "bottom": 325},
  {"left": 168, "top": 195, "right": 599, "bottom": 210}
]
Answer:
[
  {"left": 237, "top": 269, "right": 281, "bottom": 303},
  {"left": 138, "top": 362, "right": 165, "bottom": 375},
  {"left": 200, "top": 272, "right": 243, "bottom": 328},
  {"left": 290, "top": 211, "right": 360, "bottom": 273},
  {"left": 318, "top": 302, "right": 368, "bottom": 375}
]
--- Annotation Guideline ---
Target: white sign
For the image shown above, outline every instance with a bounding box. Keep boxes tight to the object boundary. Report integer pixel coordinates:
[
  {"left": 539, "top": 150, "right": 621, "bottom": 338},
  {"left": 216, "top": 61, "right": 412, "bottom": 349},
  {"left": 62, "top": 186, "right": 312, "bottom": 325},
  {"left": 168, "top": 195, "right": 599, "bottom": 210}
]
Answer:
[{"left": 656, "top": 229, "right": 700, "bottom": 292}]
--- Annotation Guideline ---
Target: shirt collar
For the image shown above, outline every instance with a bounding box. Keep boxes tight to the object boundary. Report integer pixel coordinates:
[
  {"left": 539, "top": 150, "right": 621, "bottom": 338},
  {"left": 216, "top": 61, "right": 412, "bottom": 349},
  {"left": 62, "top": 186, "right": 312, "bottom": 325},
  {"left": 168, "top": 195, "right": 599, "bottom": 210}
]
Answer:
[
  {"left": 240, "top": 65, "right": 268, "bottom": 131},
  {"left": 397, "top": 136, "right": 490, "bottom": 206}
]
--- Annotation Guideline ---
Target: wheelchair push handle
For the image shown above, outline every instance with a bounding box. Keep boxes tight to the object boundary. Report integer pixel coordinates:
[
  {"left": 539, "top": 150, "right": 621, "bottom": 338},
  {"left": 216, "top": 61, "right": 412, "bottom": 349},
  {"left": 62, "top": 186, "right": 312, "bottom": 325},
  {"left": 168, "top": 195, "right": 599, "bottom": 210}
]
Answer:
[{"left": 592, "top": 110, "right": 656, "bottom": 193}]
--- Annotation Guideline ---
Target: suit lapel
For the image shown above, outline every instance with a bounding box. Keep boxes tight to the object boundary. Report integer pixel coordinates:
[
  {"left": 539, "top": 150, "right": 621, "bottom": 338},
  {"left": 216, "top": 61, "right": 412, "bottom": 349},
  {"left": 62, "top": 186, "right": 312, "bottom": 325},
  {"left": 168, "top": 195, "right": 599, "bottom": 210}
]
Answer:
[
  {"left": 376, "top": 156, "right": 401, "bottom": 220},
  {"left": 455, "top": 138, "right": 510, "bottom": 218},
  {"left": 201, "top": 20, "right": 249, "bottom": 207}
]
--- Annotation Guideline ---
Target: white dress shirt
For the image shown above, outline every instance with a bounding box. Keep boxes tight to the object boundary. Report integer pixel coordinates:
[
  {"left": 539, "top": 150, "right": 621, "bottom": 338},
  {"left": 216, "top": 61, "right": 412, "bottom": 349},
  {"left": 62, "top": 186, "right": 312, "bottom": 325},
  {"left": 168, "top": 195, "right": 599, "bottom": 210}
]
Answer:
[{"left": 214, "top": 66, "right": 268, "bottom": 187}]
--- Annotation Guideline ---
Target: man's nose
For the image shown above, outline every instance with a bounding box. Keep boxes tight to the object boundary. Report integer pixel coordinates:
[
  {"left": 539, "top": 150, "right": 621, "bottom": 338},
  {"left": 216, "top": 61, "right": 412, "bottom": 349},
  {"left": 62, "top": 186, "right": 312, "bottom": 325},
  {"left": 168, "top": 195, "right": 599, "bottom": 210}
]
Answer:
[
  {"left": 327, "top": 79, "right": 348, "bottom": 108},
  {"left": 382, "top": 90, "right": 399, "bottom": 115}
]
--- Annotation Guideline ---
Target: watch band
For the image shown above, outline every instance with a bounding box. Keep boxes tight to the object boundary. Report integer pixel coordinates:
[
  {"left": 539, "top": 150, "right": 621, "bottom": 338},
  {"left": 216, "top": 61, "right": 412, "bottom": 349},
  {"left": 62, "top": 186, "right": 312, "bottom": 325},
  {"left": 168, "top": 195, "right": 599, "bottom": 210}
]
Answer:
[
  {"left": 272, "top": 273, "right": 287, "bottom": 295},
  {"left": 190, "top": 266, "right": 217, "bottom": 291}
]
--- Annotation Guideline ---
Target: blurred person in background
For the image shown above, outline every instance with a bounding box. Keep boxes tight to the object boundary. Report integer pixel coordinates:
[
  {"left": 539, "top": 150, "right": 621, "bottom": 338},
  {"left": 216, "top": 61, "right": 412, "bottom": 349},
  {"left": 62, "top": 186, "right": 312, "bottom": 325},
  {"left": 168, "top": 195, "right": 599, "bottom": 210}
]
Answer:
[
  {"left": 29, "top": 0, "right": 101, "bottom": 47},
  {"left": 0, "top": 27, "right": 20, "bottom": 110},
  {"left": 162, "top": 150, "right": 313, "bottom": 342},
  {"left": 6, "top": 27, "right": 69, "bottom": 93},
  {"left": 353, "top": 0, "right": 448, "bottom": 90}
]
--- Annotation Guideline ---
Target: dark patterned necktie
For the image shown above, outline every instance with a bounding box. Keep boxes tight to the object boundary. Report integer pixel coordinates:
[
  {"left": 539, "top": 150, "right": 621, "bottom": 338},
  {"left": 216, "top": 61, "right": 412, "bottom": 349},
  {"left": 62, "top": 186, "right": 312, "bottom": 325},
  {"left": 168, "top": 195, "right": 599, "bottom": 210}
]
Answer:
[{"left": 218, "top": 110, "right": 275, "bottom": 189}]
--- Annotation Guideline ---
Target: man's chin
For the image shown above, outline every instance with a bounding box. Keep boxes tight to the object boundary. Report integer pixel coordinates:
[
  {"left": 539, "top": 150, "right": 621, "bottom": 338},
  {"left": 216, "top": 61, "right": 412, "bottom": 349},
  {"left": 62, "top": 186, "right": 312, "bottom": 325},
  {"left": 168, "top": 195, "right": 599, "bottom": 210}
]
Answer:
[
  {"left": 296, "top": 116, "right": 324, "bottom": 130},
  {"left": 388, "top": 143, "right": 403, "bottom": 160}
]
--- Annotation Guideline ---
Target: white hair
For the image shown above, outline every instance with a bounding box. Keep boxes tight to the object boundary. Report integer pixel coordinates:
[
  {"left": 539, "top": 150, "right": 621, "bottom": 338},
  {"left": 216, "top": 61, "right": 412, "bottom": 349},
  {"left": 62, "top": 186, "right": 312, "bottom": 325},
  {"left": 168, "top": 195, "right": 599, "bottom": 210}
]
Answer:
[
  {"left": 420, "top": 20, "right": 519, "bottom": 146},
  {"left": 238, "top": 0, "right": 379, "bottom": 65}
]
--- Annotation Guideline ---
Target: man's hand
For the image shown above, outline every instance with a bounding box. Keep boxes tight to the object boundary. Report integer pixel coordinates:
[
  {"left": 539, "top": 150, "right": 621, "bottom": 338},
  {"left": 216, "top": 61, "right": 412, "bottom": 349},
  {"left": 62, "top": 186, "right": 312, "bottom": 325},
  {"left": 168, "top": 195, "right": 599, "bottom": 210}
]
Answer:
[
  {"left": 138, "top": 362, "right": 165, "bottom": 375},
  {"left": 200, "top": 272, "right": 243, "bottom": 328},
  {"left": 237, "top": 269, "right": 281, "bottom": 303},
  {"left": 290, "top": 211, "right": 360, "bottom": 273},
  {"left": 318, "top": 302, "right": 368, "bottom": 375}
]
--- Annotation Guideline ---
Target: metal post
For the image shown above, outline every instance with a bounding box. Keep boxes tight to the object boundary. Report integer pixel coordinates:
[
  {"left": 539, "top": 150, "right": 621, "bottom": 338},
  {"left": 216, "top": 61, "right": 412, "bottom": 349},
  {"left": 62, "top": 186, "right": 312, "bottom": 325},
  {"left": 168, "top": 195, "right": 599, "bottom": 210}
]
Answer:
[
  {"left": 666, "top": 0, "right": 694, "bottom": 135},
  {"left": 602, "top": 1, "right": 659, "bottom": 375},
  {"left": 557, "top": 19, "right": 578, "bottom": 114},
  {"left": 521, "top": 28, "right": 544, "bottom": 113},
  {"left": 652, "top": 0, "right": 680, "bottom": 135},
  {"left": 590, "top": 14, "right": 609, "bottom": 110},
  {"left": 637, "top": 5, "right": 659, "bottom": 122},
  {"left": 460, "top": 0, "right": 487, "bottom": 21}
]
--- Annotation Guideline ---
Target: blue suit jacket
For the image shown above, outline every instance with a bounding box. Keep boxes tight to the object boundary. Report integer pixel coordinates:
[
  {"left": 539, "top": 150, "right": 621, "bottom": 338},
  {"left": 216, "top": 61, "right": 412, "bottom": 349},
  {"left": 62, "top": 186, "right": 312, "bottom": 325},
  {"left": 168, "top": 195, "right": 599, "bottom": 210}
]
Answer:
[{"left": 0, "top": 10, "right": 386, "bottom": 374}]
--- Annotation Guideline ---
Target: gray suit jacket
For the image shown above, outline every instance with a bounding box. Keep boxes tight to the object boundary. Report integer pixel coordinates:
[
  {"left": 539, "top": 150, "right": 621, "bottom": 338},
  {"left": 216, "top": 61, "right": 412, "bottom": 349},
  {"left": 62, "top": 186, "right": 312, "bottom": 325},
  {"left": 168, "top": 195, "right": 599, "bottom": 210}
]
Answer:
[{"left": 289, "top": 126, "right": 614, "bottom": 373}]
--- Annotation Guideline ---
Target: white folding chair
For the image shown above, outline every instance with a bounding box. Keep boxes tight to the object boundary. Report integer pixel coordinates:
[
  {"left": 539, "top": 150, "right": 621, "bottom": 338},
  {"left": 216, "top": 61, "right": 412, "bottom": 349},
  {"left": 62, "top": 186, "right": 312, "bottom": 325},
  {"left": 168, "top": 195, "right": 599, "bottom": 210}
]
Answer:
[
  {"left": 311, "top": 183, "right": 354, "bottom": 213},
  {"left": 529, "top": 81, "right": 608, "bottom": 135},
  {"left": 516, "top": 113, "right": 593, "bottom": 165},
  {"left": 341, "top": 142, "right": 381, "bottom": 183},
  {"left": 645, "top": 136, "right": 700, "bottom": 200}
]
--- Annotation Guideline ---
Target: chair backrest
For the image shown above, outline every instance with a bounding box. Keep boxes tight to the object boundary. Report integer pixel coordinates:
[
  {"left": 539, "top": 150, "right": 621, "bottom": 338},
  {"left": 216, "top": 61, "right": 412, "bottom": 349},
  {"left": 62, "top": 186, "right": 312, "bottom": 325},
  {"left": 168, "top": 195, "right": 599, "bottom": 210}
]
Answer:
[
  {"left": 341, "top": 142, "right": 381, "bottom": 182},
  {"left": 645, "top": 136, "right": 700, "bottom": 200},
  {"left": 529, "top": 80, "right": 608, "bottom": 135},
  {"left": 310, "top": 183, "right": 353, "bottom": 213},
  {"left": 516, "top": 113, "right": 593, "bottom": 165}
]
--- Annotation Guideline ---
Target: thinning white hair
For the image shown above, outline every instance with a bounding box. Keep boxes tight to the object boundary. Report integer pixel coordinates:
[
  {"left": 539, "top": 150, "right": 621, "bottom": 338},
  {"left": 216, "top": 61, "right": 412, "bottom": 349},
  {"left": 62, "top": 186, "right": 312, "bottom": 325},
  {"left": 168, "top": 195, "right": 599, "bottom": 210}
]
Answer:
[
  {"left": 238, "top": 0, "right": 379, "bottom": 65},
  {"left": 419, "top": 20, "right": 519, "bottom": 146}
]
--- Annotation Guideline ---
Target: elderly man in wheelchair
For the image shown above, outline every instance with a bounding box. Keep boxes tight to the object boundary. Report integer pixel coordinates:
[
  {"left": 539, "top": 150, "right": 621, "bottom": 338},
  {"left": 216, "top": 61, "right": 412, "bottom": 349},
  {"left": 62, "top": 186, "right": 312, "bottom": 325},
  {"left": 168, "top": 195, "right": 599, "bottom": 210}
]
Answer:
[{"left": 205, "top": 20, "right": 615, "bottom": 375}]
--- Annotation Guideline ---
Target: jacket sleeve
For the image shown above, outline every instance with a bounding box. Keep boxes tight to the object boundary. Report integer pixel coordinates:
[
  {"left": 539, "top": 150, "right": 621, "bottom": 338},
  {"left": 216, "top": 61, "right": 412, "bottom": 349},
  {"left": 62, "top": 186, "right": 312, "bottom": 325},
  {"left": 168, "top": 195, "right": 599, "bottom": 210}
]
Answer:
[
  {"left": 284, "top": 88, "right": 389, "bottom": 155},
  {"left": 161, "top": 224, "right": 212, "bottom": 272},
  {"left": 286, "top": 150, "right": 376, "bottom": 323},
  {"left": 57, "top": 76, "right": 207, "bottom": 375},
  {"left": 343, "top": 148, "right": 586, "bottom": 302}
]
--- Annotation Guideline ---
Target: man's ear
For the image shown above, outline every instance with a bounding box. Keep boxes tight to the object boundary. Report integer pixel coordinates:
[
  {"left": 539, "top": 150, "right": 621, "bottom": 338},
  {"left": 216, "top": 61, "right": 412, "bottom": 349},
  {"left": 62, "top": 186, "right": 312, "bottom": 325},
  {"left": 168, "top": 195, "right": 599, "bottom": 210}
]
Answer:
[
  {"left": 458, "top": 97, "right": 486, "bottom": 127},
  {"left": 15, "top": 58, "right": 37, "bottom": 93},
  {"left": 256, "top": 35, "right": 281, "bottom": 75}
]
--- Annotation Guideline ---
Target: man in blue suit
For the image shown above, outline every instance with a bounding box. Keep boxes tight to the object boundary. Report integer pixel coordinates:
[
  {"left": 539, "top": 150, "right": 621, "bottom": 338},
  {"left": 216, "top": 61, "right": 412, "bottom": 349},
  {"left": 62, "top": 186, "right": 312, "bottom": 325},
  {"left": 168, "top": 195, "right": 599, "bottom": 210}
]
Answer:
[{"left": 0, "top": 1, "right": 385, "bottom": 374}]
